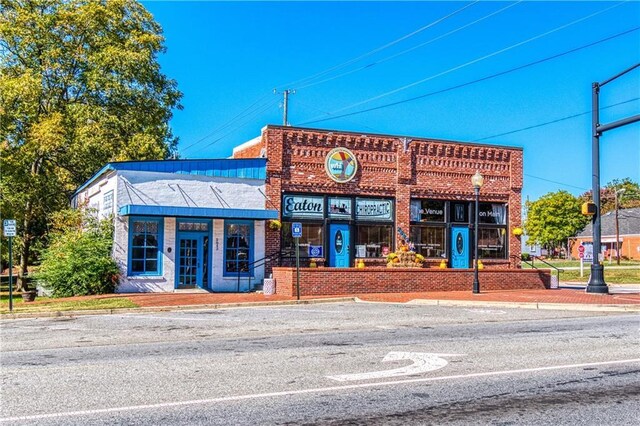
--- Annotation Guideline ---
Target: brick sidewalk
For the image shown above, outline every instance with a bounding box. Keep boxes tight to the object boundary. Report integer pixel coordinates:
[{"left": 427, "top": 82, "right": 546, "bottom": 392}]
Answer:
[{"left": 113, "top": 288, "right": 640, "bottom": 308}]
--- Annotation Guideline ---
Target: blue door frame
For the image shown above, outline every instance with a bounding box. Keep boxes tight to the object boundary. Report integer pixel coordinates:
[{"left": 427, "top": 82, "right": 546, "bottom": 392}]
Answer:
[
  {"left": 176, "top": 230, "right": 210, "bottom": 290},
  {"left": 450, "top": 226, "right": 470, "bottom": 269},
  {"left": 329, "top": 223, "right": 350, "bottom": 267}
]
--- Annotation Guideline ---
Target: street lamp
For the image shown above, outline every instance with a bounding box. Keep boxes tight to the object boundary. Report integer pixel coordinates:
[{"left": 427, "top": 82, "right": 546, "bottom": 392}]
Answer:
[
  {"left": 615, "top": 188, "right": 625, "bottom": 265},
  {"left": 471, "top": 171, "right": 484, "bottom": 294}
]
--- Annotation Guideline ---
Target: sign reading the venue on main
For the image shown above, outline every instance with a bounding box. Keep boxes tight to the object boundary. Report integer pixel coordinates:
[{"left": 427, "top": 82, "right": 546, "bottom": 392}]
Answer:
[
  {"left": 282, "top": 195, "right": 324, "bottom": 218},
  {"left": 325, "top": 147, "right": 358, "bottom": 183}
]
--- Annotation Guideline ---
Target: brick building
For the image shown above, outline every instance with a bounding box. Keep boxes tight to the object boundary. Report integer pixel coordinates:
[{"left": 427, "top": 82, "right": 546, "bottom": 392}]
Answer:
[{"left": 233, "top": 125, "right": 524, "bottom": 271}]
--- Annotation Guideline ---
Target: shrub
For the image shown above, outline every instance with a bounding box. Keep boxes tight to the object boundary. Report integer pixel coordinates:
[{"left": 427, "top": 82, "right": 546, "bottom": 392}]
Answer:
[
  {"left": 521, "top": 253, "right": 531, "bottom": 261},
  {"left": 36, "top": 210, "right": 119, "bottom": 297}
]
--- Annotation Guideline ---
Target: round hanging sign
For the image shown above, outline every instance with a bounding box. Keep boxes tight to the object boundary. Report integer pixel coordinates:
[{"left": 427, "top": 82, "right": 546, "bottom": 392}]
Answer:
[{"left": 325, "top": 147, "right": 358, "bottom": 183}]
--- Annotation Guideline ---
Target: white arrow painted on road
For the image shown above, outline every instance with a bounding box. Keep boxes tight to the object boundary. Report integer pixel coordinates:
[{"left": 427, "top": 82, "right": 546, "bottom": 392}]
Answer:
[{"left": 327, "top": 352, "right": 464, "bottom": 382}]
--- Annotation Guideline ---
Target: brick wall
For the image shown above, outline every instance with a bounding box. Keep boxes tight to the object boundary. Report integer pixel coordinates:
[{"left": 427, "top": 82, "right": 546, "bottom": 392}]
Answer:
[
  {"left": 236, "top": 125, "right": 524, "bottom": 273},
  {"left": 272, "top": 267, "right": 550, "bottom": 296}
]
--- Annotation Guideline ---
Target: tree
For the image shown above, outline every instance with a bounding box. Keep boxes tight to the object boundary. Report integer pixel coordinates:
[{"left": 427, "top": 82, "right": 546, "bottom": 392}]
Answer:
[
  {"left": 36, "top": 208, "right": 119, "bottom": 297},
  {"left": 0, "top": 0, "right": 182, "bottom": 289},
  {"left": 524, "top": 190, "right": 589, "bottom": 255},
  {"left": 578, "top": 178, "right": 640, "bottom": 215}
]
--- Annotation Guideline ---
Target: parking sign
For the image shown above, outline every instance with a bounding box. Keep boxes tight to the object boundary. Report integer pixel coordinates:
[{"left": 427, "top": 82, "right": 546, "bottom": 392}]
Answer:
[
  {"left": 292, "top": 222, "right": 302, "bottom": 238},
  {"left": 3, "top": 219, "right": 16, "bottom": 237}
]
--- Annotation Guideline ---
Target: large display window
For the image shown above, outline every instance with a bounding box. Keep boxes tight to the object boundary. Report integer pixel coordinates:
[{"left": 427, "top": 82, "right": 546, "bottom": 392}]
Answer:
[
  {"left": 410, "top": 226, "right": 446, "bottom": 259},
  {"left": 355, "top": 225, "right": 392, "bottom": 258},
  {"left": 282, "top": 222, "right": 324, "bottom": 258}
]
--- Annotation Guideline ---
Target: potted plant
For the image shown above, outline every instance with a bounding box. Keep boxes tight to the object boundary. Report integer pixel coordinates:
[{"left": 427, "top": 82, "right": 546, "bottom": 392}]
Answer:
[
  {"left": 268, "top": 219, "right": 282, "bottom": 231},
  {"left": 20, "top": 276, "right": 37, "bottom": 302}
]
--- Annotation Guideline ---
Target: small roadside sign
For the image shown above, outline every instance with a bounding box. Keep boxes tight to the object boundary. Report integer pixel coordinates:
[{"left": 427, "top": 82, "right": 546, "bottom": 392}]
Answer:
[
  {"left": 578, "top": 245, "right": 585, "bottom": 254},
  {"left": 292, "top": 222, "right": 302, "bottom": 238},
  {"left": 3, "top": 219, "right": 16, "bottom": 237},
  {"left": 579, "top": 252, "right": 584, "bottom": 259}
]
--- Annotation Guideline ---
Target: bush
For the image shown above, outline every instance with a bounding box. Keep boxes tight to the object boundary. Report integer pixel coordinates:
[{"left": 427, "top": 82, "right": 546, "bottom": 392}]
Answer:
[
  {"left": 521, "top": 253, "right": 531, "bottom": 261},
  {"left": 36, "top": 210, "right": 119, "bottom": 297}
]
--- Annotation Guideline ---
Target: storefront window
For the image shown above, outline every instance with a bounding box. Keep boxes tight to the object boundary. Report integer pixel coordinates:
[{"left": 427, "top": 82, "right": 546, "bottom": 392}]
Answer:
[
  {"left": 282, "top": 222, "right": 323, "bottom": 258},
  {"left": 410, "top": 200, "right": 445, "bottom": 222},
  {"left": 355, "top": 225, "right": 392, "bottom": 258},
  {"left": 411, "top": 226, "right": 446, "bottom": 258},
  {"left": 478, "top": 227, "right": 507, "bottom": 259},
  {"left": 129, "top": 217, "right": 163, "bottom": 275},
  {"left": 224, "top": 221, "right": 253, "bottom": 276},
  {"left": 450, "top": 202, "right": 469, "bottom": 223},
  {"left": 477, "top": 203, "right": 507, "bottom": 225}
]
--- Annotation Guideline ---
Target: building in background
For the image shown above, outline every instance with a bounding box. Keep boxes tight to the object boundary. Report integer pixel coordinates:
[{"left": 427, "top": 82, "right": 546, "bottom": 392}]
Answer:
[
  {"left": 568, "top": 207, "right": 640, "bottom": 261},
  {"left": 234, "top": 125, "right": 524, "bottom": 271}
]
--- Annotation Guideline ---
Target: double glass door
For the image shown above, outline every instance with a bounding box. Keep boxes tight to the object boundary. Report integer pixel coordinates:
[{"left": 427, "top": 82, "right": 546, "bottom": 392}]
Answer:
[{"left": 177, "top": 232, "right": 209, "bottom": 289}]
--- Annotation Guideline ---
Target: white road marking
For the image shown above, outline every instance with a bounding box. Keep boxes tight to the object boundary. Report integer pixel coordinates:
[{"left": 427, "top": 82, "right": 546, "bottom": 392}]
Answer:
[
  {"left": 464, "top": 309, "right": 506, "bottom": 315},
  {"left": 327, "top": 352, "right": 462, "bottom": 381},
  {"left": 1, "top": 358, "right": 638, "bottom": 422}
]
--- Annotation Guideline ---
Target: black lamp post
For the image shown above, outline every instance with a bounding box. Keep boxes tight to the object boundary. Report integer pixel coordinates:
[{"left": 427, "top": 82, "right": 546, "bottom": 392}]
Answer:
[{"left": 471, "top": 171, "right": 484, "bottom": 294}]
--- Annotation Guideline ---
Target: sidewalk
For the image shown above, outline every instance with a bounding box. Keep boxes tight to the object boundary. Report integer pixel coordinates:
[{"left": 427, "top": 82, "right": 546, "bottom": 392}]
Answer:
[{"left": 2, "top": 286, "right": 640, "bottom": 319}]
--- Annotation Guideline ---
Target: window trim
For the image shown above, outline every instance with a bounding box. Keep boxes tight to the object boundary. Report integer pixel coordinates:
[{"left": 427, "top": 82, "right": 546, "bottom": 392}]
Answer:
[
  {"left": 223, "top": 220, "right": 254, "bottom": 277},
  {"left": 128, "top": 216, "right": 164, "bottom": 276}
]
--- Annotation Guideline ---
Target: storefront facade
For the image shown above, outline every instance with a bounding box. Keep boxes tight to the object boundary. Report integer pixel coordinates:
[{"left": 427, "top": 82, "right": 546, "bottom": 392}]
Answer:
[
  {"left": 234, "top": 125, "right": 523, "bottom": 270},
  {"left": 73, "top": 159, "right": 278, "bottom": 293}
]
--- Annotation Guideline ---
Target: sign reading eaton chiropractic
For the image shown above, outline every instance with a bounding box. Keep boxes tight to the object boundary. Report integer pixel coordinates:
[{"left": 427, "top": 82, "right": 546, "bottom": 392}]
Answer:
[
  {"left": 356, "top": 198, "right": 393, "bottom": 221},
  {"left": 282, "top": 195, "right": 324, "bottom": 219},
  {"left": 325, "top": 147, "right": 358, "bottom": 183}
]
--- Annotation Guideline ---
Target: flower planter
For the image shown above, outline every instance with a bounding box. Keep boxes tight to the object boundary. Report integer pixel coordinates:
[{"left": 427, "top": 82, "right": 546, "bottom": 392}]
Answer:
[{"left": 21, "top": 290, "right": 37, "bottom": 302}]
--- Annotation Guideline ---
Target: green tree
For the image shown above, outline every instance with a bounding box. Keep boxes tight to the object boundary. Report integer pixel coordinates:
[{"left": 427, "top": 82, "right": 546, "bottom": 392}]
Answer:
[
  {"left": 36, "top": 208, "right": 119, "bottom": 297},
  {"left": 525, "top": 190, "right": 589, "bottom": 255},
  {"left": 578, "top": 178, "right": 640, "bottom": 215},
  {"left": 0, "top": 0, "right": 182, "bottom": 289}
]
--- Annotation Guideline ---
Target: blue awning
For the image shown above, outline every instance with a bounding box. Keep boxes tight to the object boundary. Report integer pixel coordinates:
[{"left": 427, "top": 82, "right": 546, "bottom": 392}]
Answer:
[{"left": 119, "top": 205, "right": 279, "bottom": 220}]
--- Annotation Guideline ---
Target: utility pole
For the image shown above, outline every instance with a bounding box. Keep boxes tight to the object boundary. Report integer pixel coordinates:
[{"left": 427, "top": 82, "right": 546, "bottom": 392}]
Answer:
[
  {"left": 586, "top": 62, "right": 640, "bottom": 294},
  {"left": 615, "top": 188, "right": 625, "bottom": 265},
  {"left": 282, "top": 89, "right": 294, "bottom": 126}
]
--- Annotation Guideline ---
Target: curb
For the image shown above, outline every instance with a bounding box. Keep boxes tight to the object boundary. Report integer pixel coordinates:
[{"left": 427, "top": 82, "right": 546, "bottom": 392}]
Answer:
[
  {"left": 0, "top": 297, "right": 357, "bottom": 320},
  {"left": 405, "top": 298, "right": 640, "bottom": 312}
]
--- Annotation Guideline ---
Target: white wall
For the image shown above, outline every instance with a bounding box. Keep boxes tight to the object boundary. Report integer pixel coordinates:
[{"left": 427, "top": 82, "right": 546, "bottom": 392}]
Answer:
[{"left": 212, "top": 219, "right": 265, "bottom": 292}]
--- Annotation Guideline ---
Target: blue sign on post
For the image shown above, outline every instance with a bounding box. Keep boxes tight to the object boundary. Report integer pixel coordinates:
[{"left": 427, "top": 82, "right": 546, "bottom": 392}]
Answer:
[{"left": 292, "top": 222, "right": 302, "bottom": 238}]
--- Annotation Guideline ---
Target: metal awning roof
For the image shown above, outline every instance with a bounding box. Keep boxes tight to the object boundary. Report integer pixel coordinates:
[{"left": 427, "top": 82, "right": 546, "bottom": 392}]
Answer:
[{"left": 119, "top": 205, "right": 278, "bottom": 220}]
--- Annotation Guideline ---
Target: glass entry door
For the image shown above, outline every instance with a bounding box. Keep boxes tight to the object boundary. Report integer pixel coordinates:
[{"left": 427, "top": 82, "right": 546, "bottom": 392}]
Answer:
[
  {"left": 177, "top": 232, "right": 209, "bottom": 289},
  {"left": 450, "top": 226, "right": 470, "bottom": 269},
  {"left": 329, "top": 223, "right": 350, "bottom": 267}
]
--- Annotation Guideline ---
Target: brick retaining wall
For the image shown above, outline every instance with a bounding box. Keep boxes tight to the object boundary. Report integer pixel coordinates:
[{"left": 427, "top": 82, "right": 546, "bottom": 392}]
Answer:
[{"left": 272, "top": 267, "right": 551, "bottom": 296}]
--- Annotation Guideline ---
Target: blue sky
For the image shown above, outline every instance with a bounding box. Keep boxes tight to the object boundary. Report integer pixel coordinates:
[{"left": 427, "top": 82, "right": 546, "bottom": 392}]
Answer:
[{"left": 143, "top": 1, "right": 640, "bottom": 203}]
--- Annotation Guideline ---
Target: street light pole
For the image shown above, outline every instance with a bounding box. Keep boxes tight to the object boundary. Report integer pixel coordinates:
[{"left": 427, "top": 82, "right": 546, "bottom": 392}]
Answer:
[
  {"left": 615, "top": 188, "right": 625, "bottom": 265},
  {"left": 471, "top": 171, "right": 484, "bottom": 294}
]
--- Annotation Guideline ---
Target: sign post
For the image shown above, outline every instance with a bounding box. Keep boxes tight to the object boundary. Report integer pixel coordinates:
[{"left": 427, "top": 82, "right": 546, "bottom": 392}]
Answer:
[
  {"left": 578, "top": 245, "right": 585, "bottom": 277},
  {"left": 3, "top": 219, "right": 17, "bottom": 312},
  {"left": 292, "top": 222, "right": 302, "bottom": 301}
]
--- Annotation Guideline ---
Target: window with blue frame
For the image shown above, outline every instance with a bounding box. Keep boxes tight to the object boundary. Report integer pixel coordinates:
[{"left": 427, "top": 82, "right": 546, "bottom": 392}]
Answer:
[
  {"left": 129, "top": 218, "right": 163, "bottom": 275},
  {"left": 224, "top": 221, "right": 253, "bottom": 276}
]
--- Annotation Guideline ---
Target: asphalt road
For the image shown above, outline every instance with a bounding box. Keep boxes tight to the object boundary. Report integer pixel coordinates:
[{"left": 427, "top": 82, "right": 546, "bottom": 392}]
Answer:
[{"left": 1, "top": 303, "right": 638, "bottom": 425}]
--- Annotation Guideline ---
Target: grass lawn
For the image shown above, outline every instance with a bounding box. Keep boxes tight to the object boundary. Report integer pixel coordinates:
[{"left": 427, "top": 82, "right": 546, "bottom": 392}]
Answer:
[
  {"left": 522, "top": 259, "right": 640, "bottom": 268},
  {"left": 0, "top": 294, "right": 138, "bottom": 314},
  {"left": 559, "top": 268, "right": 640, "bottom": 284}
]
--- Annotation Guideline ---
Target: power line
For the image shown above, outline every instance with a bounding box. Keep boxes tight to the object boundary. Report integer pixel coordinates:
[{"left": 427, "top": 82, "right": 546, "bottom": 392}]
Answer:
[
  {"left": 181, "top": 94, "right": 278, "bottom": 154},
  {"left": 195, "top": 98, "right": 281, "bottom": 153},
  {"left": 276, "top": 1, "right": 480, "bottom": 90},
  {"left": 306, "top": 1, "right": 626, "bottom": 118},
  {"left": 475, "top": 97, "right": 640, "bottom": 141},
  {"left": 297, "top": 26, "right": 639, "bottom": 126},
  {"left": 524, "top": 174, "right": 590, "bottom": 191},
  {"left": 296, "top": 1, "right": 523, "bottom": 90}
]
